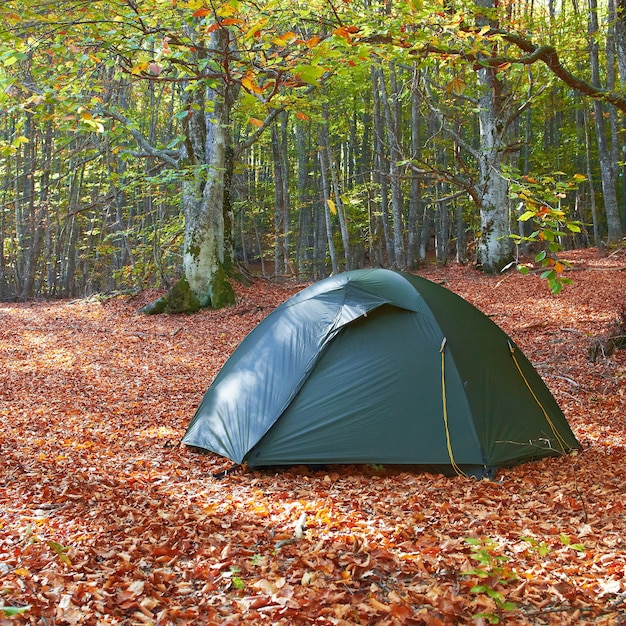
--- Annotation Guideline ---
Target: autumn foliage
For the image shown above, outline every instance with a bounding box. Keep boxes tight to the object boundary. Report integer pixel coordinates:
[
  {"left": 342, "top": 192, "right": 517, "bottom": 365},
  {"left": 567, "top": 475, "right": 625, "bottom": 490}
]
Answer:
[{"left": 1, "top": 249, "right": 625, "bottom": 625}]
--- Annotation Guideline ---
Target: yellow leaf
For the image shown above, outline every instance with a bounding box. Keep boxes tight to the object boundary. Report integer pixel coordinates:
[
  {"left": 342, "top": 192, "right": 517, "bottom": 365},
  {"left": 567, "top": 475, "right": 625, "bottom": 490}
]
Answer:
[
  {"left": 217, "top": 1, "right": 239, "bottom": 17},
  {"left": 326, "top": 198, "right": 336, "bottom": 215},
  {"left": 131, "top": 62, "right": 150, "bottom": 75},
  {"left": 272, "top": 31, "right": 296, "bottom": 47},
  {"left": 14, "top": 567, "right": 29, "bottom": 576},
  {"left": 445, "top": 76, "right": 465, "bottom": 96},
  {"left": 244, "top": 18, "right": 268, "bottom": 39},
  {"left": 241, "top": 74, "right": 263, "bottom": 94}
]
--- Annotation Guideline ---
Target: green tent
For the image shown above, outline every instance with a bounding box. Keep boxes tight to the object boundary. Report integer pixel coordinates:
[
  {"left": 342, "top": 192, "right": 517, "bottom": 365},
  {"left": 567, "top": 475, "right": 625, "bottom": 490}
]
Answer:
[{"left": 182, "top": 269, "right": 579, "bottom": 476}]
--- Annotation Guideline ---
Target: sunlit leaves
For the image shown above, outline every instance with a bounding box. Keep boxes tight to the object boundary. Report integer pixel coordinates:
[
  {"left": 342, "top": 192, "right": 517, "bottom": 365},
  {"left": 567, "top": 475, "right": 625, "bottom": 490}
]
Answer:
[
  {"left": 505, "top": 166, "right": 585, "bottom": 294},
  {"left": 293, "top": 62, "right": 326, "bottom": 85},
  {"left": 47, "top": 540, "right": 73, "bottom": 566}
]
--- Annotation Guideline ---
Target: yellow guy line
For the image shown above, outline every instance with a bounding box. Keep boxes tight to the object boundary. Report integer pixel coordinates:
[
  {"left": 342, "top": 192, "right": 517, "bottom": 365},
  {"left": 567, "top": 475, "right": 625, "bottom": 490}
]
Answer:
[
  {"left": 507, "top": 340, "right": 570, "bottom": 453},
  {"left": 440, "top": 337, "right": 469, "bottom": 478}
]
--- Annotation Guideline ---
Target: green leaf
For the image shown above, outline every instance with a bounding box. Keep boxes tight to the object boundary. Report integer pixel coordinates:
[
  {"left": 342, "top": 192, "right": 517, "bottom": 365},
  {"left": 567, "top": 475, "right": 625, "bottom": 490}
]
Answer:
[
  {"left": 518, "top": 210, "right": 535, "bottom": 221},
  {"left": 485, "top": 588, "right": 505, "bottom": 602},
  {"left": 473, "top": 612, "right": 501, "bottom": 624},
  {"left": 465, "top": 537, "right": 482, "bottom": 545},
  {"left": 294, "top": 63, "right": 326, "bottom": 85},
  {"left": 535, "top": 250, "right": 546, "bottom": 262},
  {"left": 47, "top": 540, "right": 72, "bottom": 566},
  {"left": 567, "top": 223, "right": 581, "bottom": 232},
  {"left": 0, "top": 605, "right": 31, "bottom": 616},
  {"left": 232, "top": 576, "right": 245, "bottom": 590},
  {"left": 550, "top": 280, "right": 563, "bottom": 295}
]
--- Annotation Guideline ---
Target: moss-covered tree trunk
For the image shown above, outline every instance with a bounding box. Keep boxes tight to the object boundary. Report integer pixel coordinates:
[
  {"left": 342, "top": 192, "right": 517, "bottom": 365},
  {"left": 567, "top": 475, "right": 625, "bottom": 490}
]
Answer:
[{"left": 142, "top": 29, "right": 237, "bottom": 314}]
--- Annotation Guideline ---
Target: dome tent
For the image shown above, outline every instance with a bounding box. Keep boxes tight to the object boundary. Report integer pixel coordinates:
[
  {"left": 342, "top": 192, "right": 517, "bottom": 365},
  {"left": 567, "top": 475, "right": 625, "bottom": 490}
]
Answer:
[{"left": 182, "top": 269, "right": 579, "bottom": 477}]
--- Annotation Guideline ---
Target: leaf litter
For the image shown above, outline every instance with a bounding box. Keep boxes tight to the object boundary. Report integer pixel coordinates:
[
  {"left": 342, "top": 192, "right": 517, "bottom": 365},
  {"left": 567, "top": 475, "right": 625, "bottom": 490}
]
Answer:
[{"left": 0, "top": 248, "right": 625, "bottom": 625}]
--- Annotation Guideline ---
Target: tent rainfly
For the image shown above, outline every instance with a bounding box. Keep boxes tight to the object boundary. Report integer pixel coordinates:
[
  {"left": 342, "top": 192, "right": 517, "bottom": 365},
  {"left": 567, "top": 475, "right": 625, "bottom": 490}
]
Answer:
[{"left": 182, "top": 269, "right": 580, "bottom": 477}]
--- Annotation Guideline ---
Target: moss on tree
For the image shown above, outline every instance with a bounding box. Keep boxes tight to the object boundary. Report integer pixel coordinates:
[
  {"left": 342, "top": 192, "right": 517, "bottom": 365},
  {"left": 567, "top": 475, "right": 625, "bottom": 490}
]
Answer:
[
  {"left": 140, "top": 270, "right": 235, "bottom": 314},
  {"left": 209, "top": 265, "right": 236, "bottom": 309}
]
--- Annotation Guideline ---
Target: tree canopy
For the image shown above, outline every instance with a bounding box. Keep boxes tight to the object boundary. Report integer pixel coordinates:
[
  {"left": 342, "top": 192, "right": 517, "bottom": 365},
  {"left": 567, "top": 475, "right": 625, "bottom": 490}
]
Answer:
[{"left": 0, "top": 0, "right": 624, "bottom": 305}]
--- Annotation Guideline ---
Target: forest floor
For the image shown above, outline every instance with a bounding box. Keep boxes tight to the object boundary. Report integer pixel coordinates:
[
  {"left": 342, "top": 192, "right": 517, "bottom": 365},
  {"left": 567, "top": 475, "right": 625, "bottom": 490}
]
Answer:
[{"left": 1, "top": 248, "right": 625, "bottom": 626}]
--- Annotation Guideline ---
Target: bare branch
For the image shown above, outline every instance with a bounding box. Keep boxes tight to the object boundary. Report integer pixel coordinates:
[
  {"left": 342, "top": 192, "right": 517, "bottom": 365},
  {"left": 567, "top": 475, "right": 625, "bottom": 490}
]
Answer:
[{"left": 98, "top": 109, "right": 180, "bottom": 167}]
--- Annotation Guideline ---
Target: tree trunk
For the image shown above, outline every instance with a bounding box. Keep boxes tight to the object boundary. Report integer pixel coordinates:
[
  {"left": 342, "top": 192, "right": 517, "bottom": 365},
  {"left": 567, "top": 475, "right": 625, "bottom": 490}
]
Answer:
[
  {"left": 371, "top": 65, "right": 393, "bottom": 266},
  {"left": 589, "top": 0, "right": 623, "bottom": 244},
  {"left": 272, "top": 118, "right": 290, "bottom": 276},
  {"left": 407, "top": 65, "right": 423, "bottom": 269},
  {"left": 142, "top": 29, "right": 237, "bottom": 314},
  {"left": 377, "top": 66, "right": 406, "bottom": 268},
  {"left": 475, "top": 0, "right": 514, "bottom": 273},
  {"left": 318, "top": 123, "right": 339, "bottom": 274},
  {"left": 320, "top": 104, "right": 351, "bottom": 270},
  {"left": 616, "top": 0, "right": 626, "bottom": 233},
  {"left": 295, "top": 122, "right": 315, "bottom": 277}
]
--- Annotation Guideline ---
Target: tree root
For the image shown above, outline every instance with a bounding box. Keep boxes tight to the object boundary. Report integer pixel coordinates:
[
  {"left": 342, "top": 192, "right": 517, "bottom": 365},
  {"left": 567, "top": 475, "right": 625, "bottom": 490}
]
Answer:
[{"left": 588, "top": 305, "right": 626, "bottom": 362}]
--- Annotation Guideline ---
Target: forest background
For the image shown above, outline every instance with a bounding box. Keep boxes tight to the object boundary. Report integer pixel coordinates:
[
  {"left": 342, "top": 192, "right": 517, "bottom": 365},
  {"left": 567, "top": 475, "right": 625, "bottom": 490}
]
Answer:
[{"left": 1, "top": 0, "right": 625, "bottom": 310}]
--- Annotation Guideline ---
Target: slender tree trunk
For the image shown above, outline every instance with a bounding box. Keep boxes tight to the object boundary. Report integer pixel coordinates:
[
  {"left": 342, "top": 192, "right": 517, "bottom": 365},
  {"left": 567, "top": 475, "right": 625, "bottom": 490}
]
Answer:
[
  {"left": 272, "top": 118, "right": 290, "bottom": 276},
  {"left": 377, "top": 66, "right": 406, "bottom": 268},
  {"left": 407, "top": 65, "right": 423, "bottom": 269},
  {"left": 295, "top": 122, "right": 315, "bottom": 277},
  {"left": 435, "top": 188, "right": 449, "bottom": 265},
  {"left": 584, "top": 106, "right": 601, "bottom": 246},
  {"left": 319, "top": 110, "right": 350, "bottom": 270},
  {"left": 612, "top": 0, "right": 626, "bottom": 232},
  {"left": 589, "top": 0, "right": 623, "bottom": 243},
  {"left": 318, "top": 124, "right": 339, "bottom": 274},
  {"left": 371, "top": 66, "right": 393, "bottom": 266}
]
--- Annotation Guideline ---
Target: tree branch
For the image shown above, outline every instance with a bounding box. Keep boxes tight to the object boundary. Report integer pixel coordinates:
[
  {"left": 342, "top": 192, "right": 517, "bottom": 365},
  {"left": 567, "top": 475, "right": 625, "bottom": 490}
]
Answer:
[
  {"left": 234, "top": 106, "right": 287, "bottom": 156},
  {"left": 98, "top": 109, "right": 180, "bottom": 167},
  {"left": 362, "top": 27, "right": 626, "bottom": 113}
]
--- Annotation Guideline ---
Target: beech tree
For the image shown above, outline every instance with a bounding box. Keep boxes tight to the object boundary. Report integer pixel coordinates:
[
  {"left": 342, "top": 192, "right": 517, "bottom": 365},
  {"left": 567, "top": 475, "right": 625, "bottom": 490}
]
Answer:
[{"left": 99, "top": 0, "right": 340, "bottom": 312}]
